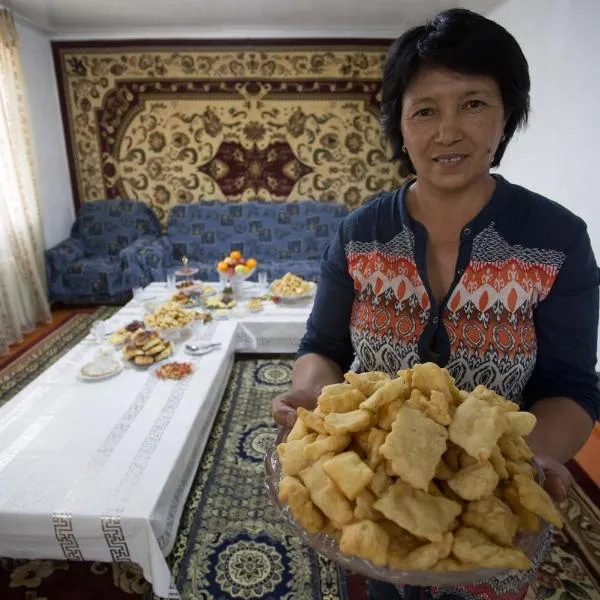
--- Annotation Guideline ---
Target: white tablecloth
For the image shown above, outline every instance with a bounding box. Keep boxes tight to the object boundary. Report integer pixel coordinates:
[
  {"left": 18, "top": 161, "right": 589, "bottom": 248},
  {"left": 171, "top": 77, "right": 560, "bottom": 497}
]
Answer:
[
  {"left": 146, "top": 281, "right": 313, "bottom": 354},
  {"left": 0, "top": 284, "right": 313, "bottom": 598}
]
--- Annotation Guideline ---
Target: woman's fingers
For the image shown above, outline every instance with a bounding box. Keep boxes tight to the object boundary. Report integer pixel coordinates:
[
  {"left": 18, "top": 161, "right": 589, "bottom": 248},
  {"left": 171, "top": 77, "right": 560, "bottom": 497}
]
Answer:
[
  {"left": 272, "top": 397, "right": 297, "bottom": 427},
  {"left": 534, "top": 455, "right": 573, "bottom": 502},
  {"left": 271, "top": 390, "right": 318, "bottom": 428}
]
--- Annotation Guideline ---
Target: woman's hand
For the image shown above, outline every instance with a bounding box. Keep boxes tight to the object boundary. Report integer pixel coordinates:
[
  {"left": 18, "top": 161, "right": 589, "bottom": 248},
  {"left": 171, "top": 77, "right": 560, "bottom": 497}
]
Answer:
[
  {"left": 533, "top": 455, "right": 573, "bottom": 502},
  {"left": 271, "top": 389, "right": 318, "bottom": 428}
]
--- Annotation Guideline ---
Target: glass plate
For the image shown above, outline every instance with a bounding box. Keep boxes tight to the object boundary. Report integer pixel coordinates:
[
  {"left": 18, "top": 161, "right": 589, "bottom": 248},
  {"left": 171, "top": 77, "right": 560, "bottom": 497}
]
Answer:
[
  {"left": 271, "top": 281, "right": 316, "bottom": 302},
  {"left": 264, "top": 428, "right": 549, "bottom": 587},
  {"left": 78, "top": 358, "right": 122, "bottom": 381},
  {"left": 174, "top": 266, "right": 199, "bottom": 277}
]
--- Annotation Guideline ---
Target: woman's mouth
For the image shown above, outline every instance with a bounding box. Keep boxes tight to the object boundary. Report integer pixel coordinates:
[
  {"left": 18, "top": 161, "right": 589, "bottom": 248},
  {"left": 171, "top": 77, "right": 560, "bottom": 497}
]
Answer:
[{"left": 433, "top": 154, "right": 468, "bottom": 166}]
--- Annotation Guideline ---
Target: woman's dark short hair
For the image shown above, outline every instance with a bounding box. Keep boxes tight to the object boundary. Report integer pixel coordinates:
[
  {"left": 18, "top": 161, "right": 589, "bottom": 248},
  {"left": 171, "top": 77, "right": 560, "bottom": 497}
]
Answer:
[{"left": 381, "top": 8, "right": 530, "bottom": 174}]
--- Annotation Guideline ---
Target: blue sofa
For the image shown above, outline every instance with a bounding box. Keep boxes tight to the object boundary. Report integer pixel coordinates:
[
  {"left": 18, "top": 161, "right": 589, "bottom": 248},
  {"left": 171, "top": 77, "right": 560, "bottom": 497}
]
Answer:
[
  {"left": 136, "top": 201, "right": 348, "bottom": 283},
  {"left": 45, "top": 199, "right": 162, "bottom": 304}
]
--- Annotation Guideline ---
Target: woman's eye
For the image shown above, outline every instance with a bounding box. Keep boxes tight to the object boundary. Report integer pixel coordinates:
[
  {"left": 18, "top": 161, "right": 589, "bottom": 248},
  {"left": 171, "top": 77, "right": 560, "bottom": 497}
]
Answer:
[
  {"left": 464, "top": 99, "right": 486, "bottom": 110},
  {"left": 414, "top": 108, "right": 434, "bottom": 118}
]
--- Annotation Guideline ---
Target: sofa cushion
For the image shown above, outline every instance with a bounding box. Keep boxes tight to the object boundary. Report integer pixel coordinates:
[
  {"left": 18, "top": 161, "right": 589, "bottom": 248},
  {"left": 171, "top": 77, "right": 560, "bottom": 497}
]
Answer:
[
  {"left": 61, "top": 257, "right": 122, "bottom": 297},
  {"left": 72, "top": 199, "right": 161, "bottom": 258},
  {"left": 297, "top": 201, "right": 348, "bottom": 260},
  {"left": 157, "top": 200, "right": 347, "bottom": 278},
  {"left": 167, "top": 203, "right": 258, "bottom": 262}
]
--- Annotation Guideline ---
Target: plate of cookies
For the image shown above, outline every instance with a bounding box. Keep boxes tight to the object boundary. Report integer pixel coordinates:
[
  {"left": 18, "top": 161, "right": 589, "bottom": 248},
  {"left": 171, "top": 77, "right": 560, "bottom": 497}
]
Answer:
[
  {"left": 106, "top": 320, "right": 145, "bottom": 346},
  {"left": 270, "top": 273, "right": 316, "bottom": 302},
  {"left": 265, "top": 362, "right": 561, "bottom": 587},
  {"left": 122, "top": 329, "right": 174, "bottom": 367}
]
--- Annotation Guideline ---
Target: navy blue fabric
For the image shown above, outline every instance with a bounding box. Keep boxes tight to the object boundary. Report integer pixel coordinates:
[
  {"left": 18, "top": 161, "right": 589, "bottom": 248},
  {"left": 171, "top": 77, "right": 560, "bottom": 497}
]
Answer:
[
  {"left": 45, "top": 199, "right": 161, "bottom": 303},
  {"left": 298, "top": 176, "right": 600, "bottom": 421},
  {"left": 136, "top": 201, "right": 348, "bottom": 282}
]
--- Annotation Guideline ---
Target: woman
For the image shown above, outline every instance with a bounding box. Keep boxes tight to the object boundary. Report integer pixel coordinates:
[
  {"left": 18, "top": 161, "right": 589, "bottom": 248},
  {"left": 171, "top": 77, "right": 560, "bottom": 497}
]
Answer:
[{"left": 271, "top": 7, "right": 600, "bottom": 600}]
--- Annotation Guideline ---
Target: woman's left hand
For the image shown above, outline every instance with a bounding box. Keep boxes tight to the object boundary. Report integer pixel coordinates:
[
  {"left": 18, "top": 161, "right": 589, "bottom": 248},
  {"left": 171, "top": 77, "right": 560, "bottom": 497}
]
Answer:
[{"left": 533, "top": 455, "right": 573, "bottom": 502}]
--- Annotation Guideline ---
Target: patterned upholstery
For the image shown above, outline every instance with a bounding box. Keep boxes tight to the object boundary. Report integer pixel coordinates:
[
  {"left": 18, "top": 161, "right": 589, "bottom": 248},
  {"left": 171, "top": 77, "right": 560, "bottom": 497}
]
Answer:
[
  {"left": 137, "top": 201, "right": 347, "bottom": 282},
  {"left": 45, "top": 199, "right": 162, "bottom": 303}
]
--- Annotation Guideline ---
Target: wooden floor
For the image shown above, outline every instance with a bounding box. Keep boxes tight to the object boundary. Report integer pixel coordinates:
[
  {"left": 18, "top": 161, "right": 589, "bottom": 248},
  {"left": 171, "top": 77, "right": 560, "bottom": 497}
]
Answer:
[
  {"left": 0, "top": 307, "right": 94, "bottom": 369},
  {"left": 3, "top": 308, "right": 600, "bottom": 485}
]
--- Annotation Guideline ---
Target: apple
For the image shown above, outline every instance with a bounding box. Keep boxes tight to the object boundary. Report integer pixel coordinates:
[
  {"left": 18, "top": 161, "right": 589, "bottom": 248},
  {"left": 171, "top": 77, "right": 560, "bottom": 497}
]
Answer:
[
  {"left": 225, "top": 257, "right": 235, "bottom": 265},
  {"left": 235, "top": 264, "right": 246, "bottom": 275},
  {"left": 227, "top": 267, "right": 235, "bottom": 277}
]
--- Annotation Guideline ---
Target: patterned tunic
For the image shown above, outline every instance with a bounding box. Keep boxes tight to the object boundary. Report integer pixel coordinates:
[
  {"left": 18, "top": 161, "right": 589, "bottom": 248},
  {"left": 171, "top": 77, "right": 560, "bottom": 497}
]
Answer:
[
  {"left": 298, "top": 175, "right": 600, "bottom": 598},
  {"left": 299, "top": 175, "right": 600, "bottom": 420}
]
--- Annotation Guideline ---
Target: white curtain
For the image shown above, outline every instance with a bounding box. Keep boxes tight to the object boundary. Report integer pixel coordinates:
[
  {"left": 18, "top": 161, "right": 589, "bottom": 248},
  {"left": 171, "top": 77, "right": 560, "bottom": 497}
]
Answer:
[{"left": 0, "top": 9, "right": 51, "bottom": 356}]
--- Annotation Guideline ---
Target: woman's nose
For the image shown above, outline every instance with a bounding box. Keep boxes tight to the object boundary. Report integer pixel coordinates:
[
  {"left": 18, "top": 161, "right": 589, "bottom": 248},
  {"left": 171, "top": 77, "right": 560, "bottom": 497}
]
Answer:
[{"left": 434, "top": 112, "right": 463, "bottom": 146}]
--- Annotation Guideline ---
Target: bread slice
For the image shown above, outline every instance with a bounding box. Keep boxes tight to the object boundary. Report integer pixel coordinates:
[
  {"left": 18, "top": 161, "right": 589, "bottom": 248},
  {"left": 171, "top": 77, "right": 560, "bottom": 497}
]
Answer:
[
  {"left": 142, "top": 336, "right": 162, "bottom": 351},
  {"left": 134, "top": 355, "right": 154, "bottom": 366},
  {"left": 124, "top": 348, "right": 144, "bottom": 360},
  {"left": 108, "top": 331, "right": 127, "bottom": 345},
  {"left": 146, "top": 343, "right": 166, "bottom": 356},
  {"left": 154, "top": 343, "right": 173, "bottom": 363},
  {"left": 133, "top": 330, "right": 156, "bottom": 347}
]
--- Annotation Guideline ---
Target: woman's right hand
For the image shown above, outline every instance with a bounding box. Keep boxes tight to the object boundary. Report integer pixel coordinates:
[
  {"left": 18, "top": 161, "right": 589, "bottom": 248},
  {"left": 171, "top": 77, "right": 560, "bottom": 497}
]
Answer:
[{"left": 271, "top": 389, "right": 318, "bottom": 428}]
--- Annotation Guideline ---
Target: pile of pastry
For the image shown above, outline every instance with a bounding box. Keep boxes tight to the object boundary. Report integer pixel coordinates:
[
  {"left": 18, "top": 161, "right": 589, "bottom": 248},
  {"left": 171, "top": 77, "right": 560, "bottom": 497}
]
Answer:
[
  {"left": 122, "top": 329, "right": 173, "bottom": 366},
  {"left": 107, "top": 320, "right": 145, "bottom": 346},
  {"left": 277, "top": 363, "right": 563, "bottom": 573},
  {"left": 271, "top": 272, "right": 312, "bottom": 297},
  {"left": 145, "top": 301, "right": 207, "bottom": 328}
]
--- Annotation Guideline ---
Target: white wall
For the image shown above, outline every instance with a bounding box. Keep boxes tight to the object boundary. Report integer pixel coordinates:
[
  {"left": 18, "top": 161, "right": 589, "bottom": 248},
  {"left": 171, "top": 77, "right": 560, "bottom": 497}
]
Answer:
[
  {"left": 16, "top": 18, "right": 74, "bottom": 249},
  {"left": 489, "top": 0, "right": 600, "bottom": 261}
]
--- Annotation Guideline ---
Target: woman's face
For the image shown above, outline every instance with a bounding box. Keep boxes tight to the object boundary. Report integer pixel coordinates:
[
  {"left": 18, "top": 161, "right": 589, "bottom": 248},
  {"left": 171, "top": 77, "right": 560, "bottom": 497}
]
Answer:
[{"left": 401, "top": 67, "right": 506, "bottom": 192}]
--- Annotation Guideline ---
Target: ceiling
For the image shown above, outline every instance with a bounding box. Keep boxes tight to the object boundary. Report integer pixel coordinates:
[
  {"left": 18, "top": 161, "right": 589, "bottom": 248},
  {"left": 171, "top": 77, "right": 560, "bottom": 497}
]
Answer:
[{"left": 5, "top": 0, "right": 504, "bottom": 39}]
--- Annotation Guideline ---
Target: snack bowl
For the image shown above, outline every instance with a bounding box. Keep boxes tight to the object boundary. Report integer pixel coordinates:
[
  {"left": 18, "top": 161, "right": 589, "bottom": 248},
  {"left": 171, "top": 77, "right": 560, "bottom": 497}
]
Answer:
[
  {"left": 200, "top": 285, "right": 217, "bottom": 297},
  {"left": 152, "top": 360, "right": 196, "bottom": 381},
  {"left": 270, "top": 273, "right": 316, "bottom": 302},
  {"left": 121, "top": 329, "right": 175, "bottom": 369},
  {"left": 271, "top": 281, "right": 316, "bottom": 303},
  {"left": 159, "top": 323, "right": 194, "bottom": 344},
  {"left": 171, "top": 289, "right": 205, "bottom": 308},
  {"left": 143, "top": 300, "right": 162, "bottom": 315},
  {"left": 175, "top": 278, "right": 199, "bottom": 290},
  {"left": 264, "top": 429, "right": 550, "bottom": 588}
]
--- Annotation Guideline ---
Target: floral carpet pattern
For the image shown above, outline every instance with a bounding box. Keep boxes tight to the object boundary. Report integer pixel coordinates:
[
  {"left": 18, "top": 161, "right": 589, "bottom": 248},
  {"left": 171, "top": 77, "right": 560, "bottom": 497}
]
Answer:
[
  {"left": 1, "top": 351, "right": 599, "bottom": 599},
  {"left": 52, "top": 41, "right": 402, "bottom": 223}
]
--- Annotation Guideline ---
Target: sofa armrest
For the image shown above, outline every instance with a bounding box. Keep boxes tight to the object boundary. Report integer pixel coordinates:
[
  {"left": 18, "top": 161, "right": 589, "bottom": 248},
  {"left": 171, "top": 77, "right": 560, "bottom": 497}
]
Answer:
[
  {"left": 45, "top": 237, "right": 85, "bottom": 280},
  {"left": 136, "top": 237, "right": 173, "bottom": 282},
  {"left": 119, "top": 234, "right": 159, "bottom": 288}
]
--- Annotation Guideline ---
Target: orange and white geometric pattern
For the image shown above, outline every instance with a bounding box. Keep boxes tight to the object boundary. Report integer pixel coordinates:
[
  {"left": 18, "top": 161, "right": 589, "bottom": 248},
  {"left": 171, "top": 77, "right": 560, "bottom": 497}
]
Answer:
[{"left": 345, "top": 225, "right": 566, "bottom": 401}]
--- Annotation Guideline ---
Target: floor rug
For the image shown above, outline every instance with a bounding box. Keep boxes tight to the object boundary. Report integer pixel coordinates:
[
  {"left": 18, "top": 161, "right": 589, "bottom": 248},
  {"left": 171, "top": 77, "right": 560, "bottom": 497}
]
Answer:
[
  {"left": 0, "top": 357, "right": 599, "bottom": 600},
  {"left": 0, "top": 306, "right": 118, "bottom": 407}
]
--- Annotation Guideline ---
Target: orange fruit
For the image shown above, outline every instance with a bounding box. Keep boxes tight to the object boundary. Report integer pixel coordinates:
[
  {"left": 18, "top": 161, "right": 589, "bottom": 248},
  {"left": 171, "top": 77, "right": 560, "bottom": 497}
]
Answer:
[
  {"left": 217, "top": 261, "right": 229, "bottom": 272},
  {"left": 246, "top": 258, "right": 257, "bottom": 269},
  {"left": 230, "top": 250, "right": 242, "bottom": 261}
]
